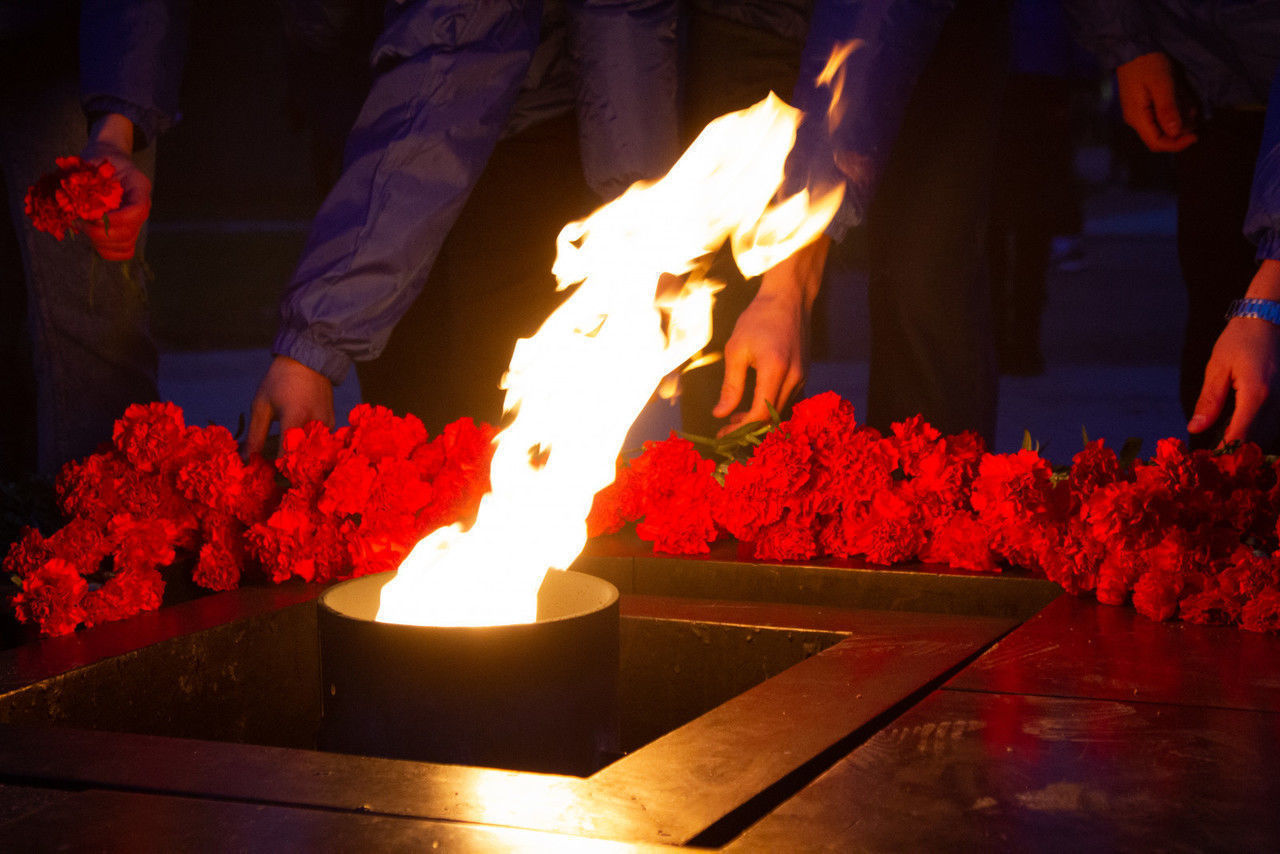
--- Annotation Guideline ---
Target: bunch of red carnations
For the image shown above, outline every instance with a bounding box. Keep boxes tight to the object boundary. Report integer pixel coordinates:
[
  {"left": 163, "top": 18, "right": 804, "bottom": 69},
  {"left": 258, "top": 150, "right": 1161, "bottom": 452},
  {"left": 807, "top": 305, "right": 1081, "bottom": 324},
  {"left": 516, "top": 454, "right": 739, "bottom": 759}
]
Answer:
[
  {"left": 589, "top": 392, "right": 1280, "bottom": 632},
  {"left": 246, "top": 405, "right": 495, "bottom": 587},
  {"left": 3, "top": 402, "right": 496, "bottom": 636},
  {"left": 23, "top": 156, "right": 123, "bottom": 240}
]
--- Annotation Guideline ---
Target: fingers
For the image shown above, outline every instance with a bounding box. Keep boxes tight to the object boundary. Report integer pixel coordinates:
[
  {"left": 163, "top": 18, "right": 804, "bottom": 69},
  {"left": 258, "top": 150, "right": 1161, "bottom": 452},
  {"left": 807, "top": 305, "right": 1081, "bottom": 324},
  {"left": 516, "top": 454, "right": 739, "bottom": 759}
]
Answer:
[
  {"left": 713, "top": 347, "right": 748, "bottom": 420},
  {"left": 246, "top": 395, "right": 275, "bottom": 457},
  {"left": 1151, "top": 82, "right": 1186, "bottom": 139},
  {"left": 1132, "top": 95, "right": 1197, "bottom": 152},
  {"left": 1117, "top": 53, "right": 1197, "bottom": 153},
  {"left": 1222, "top": 385, "right": 1266, "bottom": 445},
  {"left": 741, "top": 360, "right": 786, "bottom": 426},
  {"left": 1187, "top": 366, "right": 1229, "bottom": 435},
  {"left": 79, "top": 204, "right": 148, "bottom": 260}
]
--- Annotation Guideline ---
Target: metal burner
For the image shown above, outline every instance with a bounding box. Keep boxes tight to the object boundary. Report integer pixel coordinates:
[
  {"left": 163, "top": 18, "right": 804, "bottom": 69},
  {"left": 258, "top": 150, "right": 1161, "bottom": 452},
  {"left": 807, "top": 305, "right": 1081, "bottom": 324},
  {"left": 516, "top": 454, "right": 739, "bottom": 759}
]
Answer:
[{"left": 316, "top": 569, "right": 619, "bottom": 775}]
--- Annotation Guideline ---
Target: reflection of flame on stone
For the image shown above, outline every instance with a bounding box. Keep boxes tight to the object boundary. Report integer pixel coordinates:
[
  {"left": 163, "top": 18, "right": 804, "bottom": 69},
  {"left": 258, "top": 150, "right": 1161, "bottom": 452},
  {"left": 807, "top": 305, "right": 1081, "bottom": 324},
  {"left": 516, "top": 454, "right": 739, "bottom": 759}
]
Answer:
[{"left": 376, "top": 93, "right": 844, "bottom": 629}]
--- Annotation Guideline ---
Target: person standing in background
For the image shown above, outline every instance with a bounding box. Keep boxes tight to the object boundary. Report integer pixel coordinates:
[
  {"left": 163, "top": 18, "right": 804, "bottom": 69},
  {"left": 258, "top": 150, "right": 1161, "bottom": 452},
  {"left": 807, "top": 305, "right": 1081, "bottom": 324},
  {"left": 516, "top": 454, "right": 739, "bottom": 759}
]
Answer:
[{"left": 0, "top": 0, "right": 187, "bottom": 478}]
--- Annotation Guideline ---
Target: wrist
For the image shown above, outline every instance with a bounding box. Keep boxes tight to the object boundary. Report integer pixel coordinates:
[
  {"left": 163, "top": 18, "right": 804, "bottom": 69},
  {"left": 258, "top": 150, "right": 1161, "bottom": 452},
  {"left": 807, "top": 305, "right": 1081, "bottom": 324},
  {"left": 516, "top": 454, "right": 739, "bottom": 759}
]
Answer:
[
  {"left": 1243, "top": 259, "right": 1280, "bottom": 301},
  {"left": 757, "top": 236, "right": 830, "bottom": 312},
  {"left": 1226, "top": 297, "right": 1280, "bottom": 327},
  {"left": 87, "top": 113, "right": 134, "bottom": 153}
]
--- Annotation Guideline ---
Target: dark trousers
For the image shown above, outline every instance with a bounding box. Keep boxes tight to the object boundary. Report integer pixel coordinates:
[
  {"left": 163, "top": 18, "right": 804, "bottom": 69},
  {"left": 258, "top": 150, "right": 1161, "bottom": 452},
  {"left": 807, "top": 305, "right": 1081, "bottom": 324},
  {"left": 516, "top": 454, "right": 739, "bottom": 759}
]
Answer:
[
  {"left": 1175, "top": 107, "right": 1266, "bottom": 449},
  {"left": 987, "top": 74, "right": 1083, "bottom": 374},
  {"left": 864, "top": 0, "right": 1004, "bottom": 442},
  {"left": 679, "top": 0, "right": 1005, "bottom": 444}
]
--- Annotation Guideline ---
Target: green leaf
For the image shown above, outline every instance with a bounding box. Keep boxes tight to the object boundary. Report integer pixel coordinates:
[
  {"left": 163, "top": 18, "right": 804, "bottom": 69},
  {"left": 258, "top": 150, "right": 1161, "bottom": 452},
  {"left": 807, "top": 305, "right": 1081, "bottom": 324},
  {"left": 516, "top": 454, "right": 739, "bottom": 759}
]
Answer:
[
  {"left": 719, "top": 418, "right": 768, "bottom": 443},
  {"left": 677, "top": 431, "right": 717, "bottom": 446},
  {"left": 1081, "top": 425, "right": 1090, "bottom": 447},
  {"left": 1118, "top": 437, "right": 1143, "bottom": 467}
]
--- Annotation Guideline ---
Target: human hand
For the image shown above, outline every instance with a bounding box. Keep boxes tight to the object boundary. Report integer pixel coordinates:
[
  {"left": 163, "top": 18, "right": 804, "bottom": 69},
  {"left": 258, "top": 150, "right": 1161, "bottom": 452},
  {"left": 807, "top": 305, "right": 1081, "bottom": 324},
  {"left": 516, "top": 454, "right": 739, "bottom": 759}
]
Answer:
[
  {"left": 1115, "top": 52, "right": 1198, "bottom": 153},
  {"left": 246, "top": 355, "right": 336, "bottom": 456},
  {"left": 78, "top": 114, "right": 152, "bottom": 261},
  {"left": 712, "top": 237, "right": 830, "bottom": 434},
  {"left": 1189, "top": 262, "right": 1280, "bottom": 446},
  {"left": 1188, "top": 318, "right": 1280, "bottom": 445}
]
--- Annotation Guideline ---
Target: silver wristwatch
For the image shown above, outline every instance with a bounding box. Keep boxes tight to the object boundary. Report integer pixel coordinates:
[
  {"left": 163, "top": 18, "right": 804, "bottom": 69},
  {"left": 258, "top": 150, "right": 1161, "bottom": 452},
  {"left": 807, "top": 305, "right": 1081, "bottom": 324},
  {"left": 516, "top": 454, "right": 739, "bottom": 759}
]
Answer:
[{"left": 1225, "top": 298, "right": 1280, "bottom": 326}]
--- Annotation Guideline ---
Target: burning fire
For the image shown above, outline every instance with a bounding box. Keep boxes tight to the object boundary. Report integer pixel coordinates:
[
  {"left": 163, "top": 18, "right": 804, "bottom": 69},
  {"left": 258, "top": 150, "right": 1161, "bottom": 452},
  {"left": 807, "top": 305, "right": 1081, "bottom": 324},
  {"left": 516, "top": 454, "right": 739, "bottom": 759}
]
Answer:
[{"left": 377, "top": 92, "right": 844, "bottom": 628}]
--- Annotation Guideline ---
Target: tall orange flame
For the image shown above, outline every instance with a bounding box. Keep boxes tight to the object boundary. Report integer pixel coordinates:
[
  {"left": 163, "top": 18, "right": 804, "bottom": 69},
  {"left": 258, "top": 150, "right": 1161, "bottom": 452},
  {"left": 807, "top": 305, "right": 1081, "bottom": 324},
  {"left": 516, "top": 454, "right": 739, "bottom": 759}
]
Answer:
[{"left": 377, "top": 93, "right": 843, "bottom": 628}]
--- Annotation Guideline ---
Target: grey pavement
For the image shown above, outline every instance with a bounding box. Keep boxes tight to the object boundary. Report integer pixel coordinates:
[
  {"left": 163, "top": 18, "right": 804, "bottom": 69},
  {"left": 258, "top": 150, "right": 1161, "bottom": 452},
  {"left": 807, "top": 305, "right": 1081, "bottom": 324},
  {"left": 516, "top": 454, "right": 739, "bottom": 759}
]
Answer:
[{"left": 160, "top": 185, "right": 1190, "bottom": 461}]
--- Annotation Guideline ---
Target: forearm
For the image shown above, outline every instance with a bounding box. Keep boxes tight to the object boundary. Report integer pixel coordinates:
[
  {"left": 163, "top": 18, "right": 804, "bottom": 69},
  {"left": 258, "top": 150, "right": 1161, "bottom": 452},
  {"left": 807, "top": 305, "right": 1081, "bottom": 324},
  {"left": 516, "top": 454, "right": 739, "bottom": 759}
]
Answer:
[
  {"left": 757, "top": 235, "right": 830, "bottom": 314},
  {"left": 1243, "top": 260, "right": 1280, "bottom": 301},
  {"left": 278, "top": 0, "right": 541, "bottom": 384},
  {"left": 86, "top": 113, "right": 134, "bottom": 152}
]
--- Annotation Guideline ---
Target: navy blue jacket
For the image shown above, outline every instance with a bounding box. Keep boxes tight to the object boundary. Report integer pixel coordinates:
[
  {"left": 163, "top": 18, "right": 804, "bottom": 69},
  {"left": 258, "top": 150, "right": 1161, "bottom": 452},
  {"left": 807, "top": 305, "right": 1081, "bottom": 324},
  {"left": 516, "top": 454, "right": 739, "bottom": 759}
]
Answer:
[
  {"left": 80, "top": 0, "right": 190, "bottom": 146},
  {"left": 275, "top": 0, "right": 679, "bottom": 384},
  {"left": 1065, "top": 0, "right": 1280, "bottom": 260},
  {"left": 785, "top": 0, "right": 957, "bottom": 241}
]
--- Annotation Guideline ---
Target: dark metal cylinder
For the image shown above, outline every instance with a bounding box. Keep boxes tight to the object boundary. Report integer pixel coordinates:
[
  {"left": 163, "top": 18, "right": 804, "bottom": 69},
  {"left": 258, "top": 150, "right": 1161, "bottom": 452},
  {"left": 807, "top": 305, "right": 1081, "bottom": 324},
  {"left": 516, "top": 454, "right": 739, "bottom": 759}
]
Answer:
[{"left": 317, "top": 569, "right": 619, "bottom": 776}]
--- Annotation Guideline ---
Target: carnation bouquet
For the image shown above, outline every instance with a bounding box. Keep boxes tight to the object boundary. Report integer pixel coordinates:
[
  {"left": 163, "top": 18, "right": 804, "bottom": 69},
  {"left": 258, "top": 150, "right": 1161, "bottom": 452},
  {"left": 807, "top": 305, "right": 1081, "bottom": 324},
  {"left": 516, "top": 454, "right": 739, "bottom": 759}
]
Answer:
[{"left": 5, "top": 393, "right": 1280, "bottom": 637}]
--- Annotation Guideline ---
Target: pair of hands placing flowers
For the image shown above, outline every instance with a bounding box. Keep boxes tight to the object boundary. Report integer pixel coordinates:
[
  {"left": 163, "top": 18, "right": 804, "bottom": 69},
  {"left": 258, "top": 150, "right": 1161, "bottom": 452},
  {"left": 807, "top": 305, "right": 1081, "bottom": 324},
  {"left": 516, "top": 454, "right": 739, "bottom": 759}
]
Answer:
[
  {"left": 245, "top": 236, "right": 833, "bottom": 455},
  {"left": 1116, "top": 51, "right": 1280, "bottom": 445}
]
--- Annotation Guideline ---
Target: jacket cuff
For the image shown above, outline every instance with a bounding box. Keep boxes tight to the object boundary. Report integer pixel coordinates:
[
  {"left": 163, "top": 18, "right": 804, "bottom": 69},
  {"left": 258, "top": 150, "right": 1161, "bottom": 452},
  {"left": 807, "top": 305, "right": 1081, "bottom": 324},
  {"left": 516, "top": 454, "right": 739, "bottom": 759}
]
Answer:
[
  {"left": 273, "top": 328, "right": 353, "bottom": 386},
  {"left": 1256, "top": 229, "right": 1280, "bottom": 262},
  {"left": 82, "top": 94, "right": 176, "bottom": 149}
]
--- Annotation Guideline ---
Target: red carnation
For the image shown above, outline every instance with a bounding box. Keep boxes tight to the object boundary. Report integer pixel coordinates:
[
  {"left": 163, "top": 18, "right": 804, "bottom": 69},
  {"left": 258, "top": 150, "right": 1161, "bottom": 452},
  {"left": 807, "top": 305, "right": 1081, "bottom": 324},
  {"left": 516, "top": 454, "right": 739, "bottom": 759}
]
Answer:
[
  {"left": 81, "top": 566, "right": 165, "bottom": 627},
  {"left": 23, "top": 171, "right": 75, "bottom": 239},
  {"left": 276, "top": 420, "right": 346, "bottom": 492},
  {"left": 890, "top": 415, "right": 942, "bottom": 478},
  {"left": 2, "top": 527, "right": 53, "bottom": 580},
  {"left": 346, "top": 403, "right": 429, "bottom": 462},
  {"left": 112, "top": 401, "right": 188, "bottom": 473},
  {"left": 11, "top": 558, "right": 88, "bottom": 636},
  {"left": 921, "top": 513, "right": 998, "bottom": 573},
  {"left": 1131, "top": 570, "right": 1185, "bottom": 622},
  {"left": 109, "top": 513, "right": 178, "bottom": 575},
  {"left": 1240, "top": 589, "right": 1280, "bottom": 633},
  {"left": 971, "top": 449, "right": 1057, "bottom": 522},
  {"left": 52, "top": 156, "right": 123, "bottom": 221},
  {"left": 193, "top": 515, "right": 246, "bottom": 592},
  {"left": 1179, "top": 589, "right": 1240, "bottom": 626}
]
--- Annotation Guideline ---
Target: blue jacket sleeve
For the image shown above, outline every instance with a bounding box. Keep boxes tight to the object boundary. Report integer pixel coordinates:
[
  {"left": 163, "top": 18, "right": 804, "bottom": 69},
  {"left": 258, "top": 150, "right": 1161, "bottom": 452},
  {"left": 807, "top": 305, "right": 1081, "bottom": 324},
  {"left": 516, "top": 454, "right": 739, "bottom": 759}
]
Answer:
[
  {"left": 79, "top": 0, "right": 191, "bottom": 146},
  {"left": 569, "top": 0, "right": 680, "bottom": 201},
  {"left": 1245, "top": 69, "right": 1280, "bottom": 261},
  {"left": 274, "top": 0, "right": 541, "bottom": 384},
  {"left": 785, "top": 0, "right": 957, "bottom": 240},
  {"left": 1059, "top": 0, "right": 1156, "bottom": 71}
]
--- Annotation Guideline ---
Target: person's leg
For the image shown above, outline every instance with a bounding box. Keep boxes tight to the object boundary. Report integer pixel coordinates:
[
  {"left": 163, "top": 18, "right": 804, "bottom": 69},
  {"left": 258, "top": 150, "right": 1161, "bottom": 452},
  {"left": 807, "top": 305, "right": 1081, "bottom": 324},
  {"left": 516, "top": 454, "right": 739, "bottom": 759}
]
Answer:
[
  {"left": 0, "top": 14, "right": 158, "bottom": 476},
  {"left": 865, "top": 0, "right": 1006, "bottom": 444},
  {"left": 1175, "top": 107, "right": 1265, "bottom": 449}
]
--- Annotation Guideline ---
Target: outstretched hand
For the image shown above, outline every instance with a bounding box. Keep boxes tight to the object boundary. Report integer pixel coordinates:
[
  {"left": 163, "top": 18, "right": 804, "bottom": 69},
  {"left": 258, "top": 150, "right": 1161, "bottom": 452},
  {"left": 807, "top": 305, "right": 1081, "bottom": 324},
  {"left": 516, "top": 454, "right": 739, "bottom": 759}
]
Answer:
[
  {"left": 246, "top": 355, "right": 336, "bottom": 456},
  {"left": 713, "top": 236, "right": 830, "bottom": 435},
  {"left": 1189, "top": 261, "right": 1280, "bottom": 446},
  {"left": 77, "top": 114, "right": 152, "bottom": 261},
  {"left": 1115, "top": 52, "right": 1198, "bottom": 153}
]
